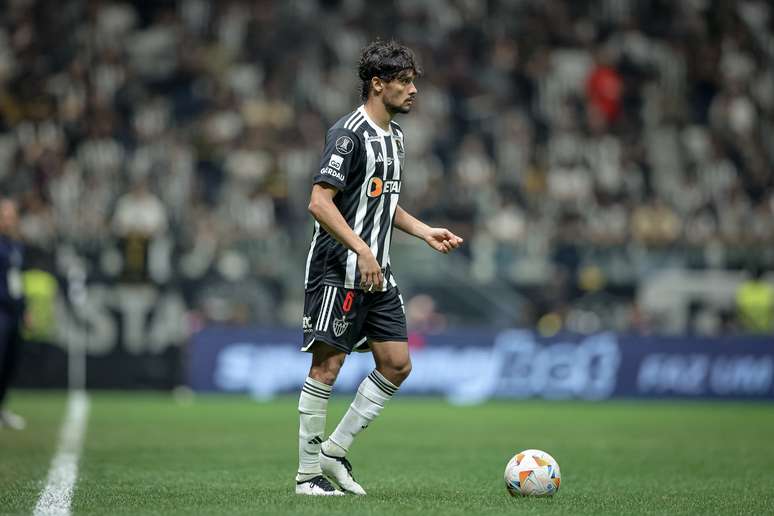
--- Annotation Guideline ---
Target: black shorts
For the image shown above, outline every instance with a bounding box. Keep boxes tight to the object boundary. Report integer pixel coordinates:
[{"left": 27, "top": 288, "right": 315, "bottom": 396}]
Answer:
[{"left": 301, "top": 284, "right": 407, "bottom": 354}]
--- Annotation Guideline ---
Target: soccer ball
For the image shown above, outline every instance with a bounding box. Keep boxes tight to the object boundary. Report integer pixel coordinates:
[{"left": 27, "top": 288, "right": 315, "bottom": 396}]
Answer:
[{"left": 503, "top": 449, "right": 561, "bottom": 497}]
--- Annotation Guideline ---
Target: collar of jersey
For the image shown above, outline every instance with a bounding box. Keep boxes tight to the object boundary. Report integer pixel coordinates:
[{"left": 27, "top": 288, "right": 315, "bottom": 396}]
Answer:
[{"left": 358, "top": 105, "right": 392, "bottom": 136}]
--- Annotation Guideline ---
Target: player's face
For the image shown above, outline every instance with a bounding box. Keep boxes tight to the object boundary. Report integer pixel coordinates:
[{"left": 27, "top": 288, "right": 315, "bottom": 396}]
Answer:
[{"left": 381, "top": 70, "right": 418, "bottom": 114}]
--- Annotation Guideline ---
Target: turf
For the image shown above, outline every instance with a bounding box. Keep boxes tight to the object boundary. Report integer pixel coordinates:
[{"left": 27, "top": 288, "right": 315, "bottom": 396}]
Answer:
[
  {"left": 0, "top": 393, "right": 64, "bottom": 515},
  {"left": 2, "top": 392, "right": 774, "bottom": 515}
]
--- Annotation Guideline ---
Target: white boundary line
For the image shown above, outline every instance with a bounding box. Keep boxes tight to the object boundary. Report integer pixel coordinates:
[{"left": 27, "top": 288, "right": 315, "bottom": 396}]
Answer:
[{"left": 33, "top": 391, "right": 90, "bottom": 516}]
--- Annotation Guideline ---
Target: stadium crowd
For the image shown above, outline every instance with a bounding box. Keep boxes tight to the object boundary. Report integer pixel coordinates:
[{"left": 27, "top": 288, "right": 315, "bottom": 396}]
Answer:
[{"left": 0, "top": 0, "right": 772, "bottom": 332}]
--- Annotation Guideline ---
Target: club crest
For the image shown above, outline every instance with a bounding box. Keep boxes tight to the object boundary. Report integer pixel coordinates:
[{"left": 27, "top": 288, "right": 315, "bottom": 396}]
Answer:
[{"left": 332, "top": 316, "right": 351, "bottom": 337}]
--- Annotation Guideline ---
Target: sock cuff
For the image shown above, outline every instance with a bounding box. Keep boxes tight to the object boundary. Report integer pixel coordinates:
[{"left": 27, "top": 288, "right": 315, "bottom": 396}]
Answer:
[
  {"left": 306, "top": 377, "right": 333, "bottom": 391},
  {"left": 368, "top": 369, "right": 398, "bottom": 397},
  {"left": 303, "top": 377, "right": 332, "bottom": 400}
]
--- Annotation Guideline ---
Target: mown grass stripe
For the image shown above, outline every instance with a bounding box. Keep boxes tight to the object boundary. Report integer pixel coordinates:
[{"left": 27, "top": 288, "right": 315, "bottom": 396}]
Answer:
[{"left": 32, "top": 391, "right": 89, "bottom": 516}]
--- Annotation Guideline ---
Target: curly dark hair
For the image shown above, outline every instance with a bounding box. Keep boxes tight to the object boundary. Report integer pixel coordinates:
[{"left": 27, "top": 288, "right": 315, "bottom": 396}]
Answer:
[{"left": 358, "top": 39, "right": 422, "bottom": 101}]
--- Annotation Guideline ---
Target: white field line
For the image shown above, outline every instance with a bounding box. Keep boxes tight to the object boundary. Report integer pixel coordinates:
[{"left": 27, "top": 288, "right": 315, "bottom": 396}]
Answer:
[{"left": 33, "top": 391, "right": 90, "bottom": 516}]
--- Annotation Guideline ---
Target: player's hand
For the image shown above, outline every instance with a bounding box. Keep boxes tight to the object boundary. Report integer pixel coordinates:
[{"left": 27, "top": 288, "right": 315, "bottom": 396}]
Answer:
[
  {"left": 424, "top": 228, "right": 464, "bottom": 254},
  {"left": 357, "top": 248, "right": 383, "bottom": 292}
]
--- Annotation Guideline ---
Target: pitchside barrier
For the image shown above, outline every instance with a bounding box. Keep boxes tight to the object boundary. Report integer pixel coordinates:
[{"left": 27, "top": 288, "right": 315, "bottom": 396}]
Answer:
[{"left": 188, "top": 328, "right": 774, "bottom": 403}]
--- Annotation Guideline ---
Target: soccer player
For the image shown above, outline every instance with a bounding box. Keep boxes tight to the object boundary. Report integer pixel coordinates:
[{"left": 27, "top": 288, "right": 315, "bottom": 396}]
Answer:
[
  {"left": 295, "top": 40, "right": 463, "bottom": 496},
  {"left": 0, "top": 198, "right": 26, "bottom": 430}
]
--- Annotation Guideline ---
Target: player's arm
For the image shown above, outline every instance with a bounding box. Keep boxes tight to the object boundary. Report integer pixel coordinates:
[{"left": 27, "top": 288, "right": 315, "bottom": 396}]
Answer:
[
  {"left": 308, "top": 185, "right": 383, "bottom": 290},
  {"left": 394, "top": 205, "right": 463, "bottom": 254}
]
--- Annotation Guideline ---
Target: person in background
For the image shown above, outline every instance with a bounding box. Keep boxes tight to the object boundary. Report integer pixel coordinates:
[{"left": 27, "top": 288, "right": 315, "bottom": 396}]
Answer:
[
  {"left": 736, "top": 267, "right": 774, "bottom": 334},
  {"left": 0, "top": 197, "right": 27, "bottom": 430},
  {"left": 112, "top": 177, "right": 169, "bottom": 282}
]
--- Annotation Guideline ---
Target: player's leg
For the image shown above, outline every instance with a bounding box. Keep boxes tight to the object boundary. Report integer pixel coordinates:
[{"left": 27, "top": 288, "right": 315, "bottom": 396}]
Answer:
[
  {"left": 0, "top": 312, "right": 26, "bottom": 430},
  {"left": 321, "top": 340, "right": 409, "bottom": 494},
  {"left": 0, "top": 312, "right": 11, "bottom": 407},
  {"left": 296, "top": 285, "right": 357, "bottom": 495},
  {"left": 295, "top": 342, "right": 346, "bottom": 495},
  {"left": 323, "top": 340, "right": 409, "bottom": 454},
  {"left": 321, "top": 286, "right": 408, "bottom": 494}
]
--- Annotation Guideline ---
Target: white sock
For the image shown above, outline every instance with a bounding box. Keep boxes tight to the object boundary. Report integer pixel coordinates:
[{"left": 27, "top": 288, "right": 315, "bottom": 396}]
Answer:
[
  {"left": 323, "top": 369, "right": 398, "bottom": 457},
  {"left": 296, "top": 377, "right": 332, "bottom": 482}
]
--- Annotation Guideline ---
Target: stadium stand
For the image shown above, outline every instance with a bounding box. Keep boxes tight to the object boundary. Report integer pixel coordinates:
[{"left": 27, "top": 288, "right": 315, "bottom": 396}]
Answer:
[{"left": 0, "top": 0, "right": 772, "bottom": 334}]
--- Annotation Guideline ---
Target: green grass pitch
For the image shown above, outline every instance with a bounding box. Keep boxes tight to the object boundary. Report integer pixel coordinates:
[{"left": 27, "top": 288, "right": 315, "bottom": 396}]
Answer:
[{"left": 2, "top": 392, "right": 774, "bottom": 515}]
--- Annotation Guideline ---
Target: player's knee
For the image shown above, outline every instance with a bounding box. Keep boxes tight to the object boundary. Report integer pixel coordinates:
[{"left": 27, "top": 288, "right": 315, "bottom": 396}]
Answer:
[
  {"left": 395, "top": 360, "right": 412, "bottom": 382},
  {"left": 381, "top": 359, "right": 412, "bottom": 384}
]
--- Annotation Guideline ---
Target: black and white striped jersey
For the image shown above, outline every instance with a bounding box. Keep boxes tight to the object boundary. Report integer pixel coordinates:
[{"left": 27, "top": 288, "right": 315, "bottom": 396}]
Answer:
[{"left": 304, "top": 105, "right": 406, "bottom": 292}]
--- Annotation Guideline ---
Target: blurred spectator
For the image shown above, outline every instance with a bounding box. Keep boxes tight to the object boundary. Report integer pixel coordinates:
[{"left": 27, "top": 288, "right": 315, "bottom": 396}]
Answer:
[
  {"left": 406, "top": 294, "right": 447, "bottom": 334},
  {"left": 112, "top": 178, "right": 168, "bottom": 238},
  {"left": 586, "top": 46, "right": 623, "bottom": 127},
  {"left": 112, "top": 178, "right": 168, "bottom": 282}
]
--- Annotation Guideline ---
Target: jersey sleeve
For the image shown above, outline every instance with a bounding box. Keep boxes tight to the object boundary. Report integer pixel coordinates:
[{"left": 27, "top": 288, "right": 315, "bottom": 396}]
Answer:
[{"left": 313, "top": 127, "right": 361, "bottom": 190}]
